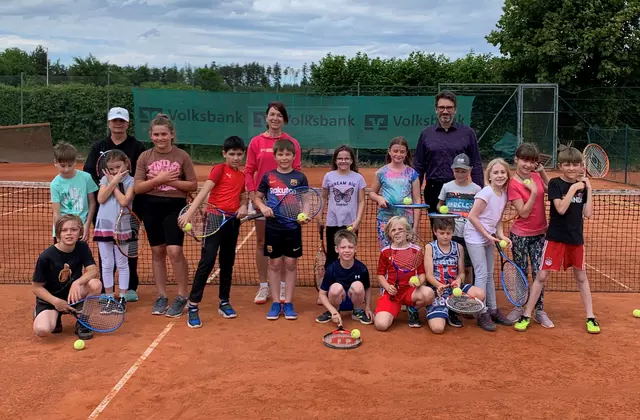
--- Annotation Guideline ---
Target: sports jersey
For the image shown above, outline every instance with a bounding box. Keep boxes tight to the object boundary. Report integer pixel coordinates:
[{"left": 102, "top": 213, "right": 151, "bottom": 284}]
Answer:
[
  {"left": 207, "top": 163, "right": 245, "bottom": 213},
  {"left": 429, "top": 239, "right": 459, "bottom": 285},
  {"left": 257, "top": 169, "right": 308, "bottom": 229},
  {"left": 377, "top": 243, "right": 426, "bottom": 289},
  {"left": 320, "top": 259, "right": 370, "bottom": 292}
]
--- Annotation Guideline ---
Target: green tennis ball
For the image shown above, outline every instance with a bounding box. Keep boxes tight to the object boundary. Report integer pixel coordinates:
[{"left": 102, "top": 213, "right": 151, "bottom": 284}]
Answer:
[
  {"left": 351, "top": 329, "right": 361, "bottom": 339},
  {"left": 440, "top": 205, "right": 449, "bottom": 214},
  {"left": 499, "top": 240, "right": 508, "bottom": 248},
  {"left": 409, "top": 276, "right": 420, "bottom": 286},
  {"left": 74, "top": 339, "right": 85, "bottom": 350},
  {"left": 524, "top": 179, "right": 532, "bottom": 185},
  {"left": 452, "top": 287, "right": 462, "bottom": 297},
  {"left": 403, "top": 197, "right": 412, "bottom": 205},
  {"left": 633, "top": 309, "right": 640, "bottom": 318},
  {"left": 347, "top": 226, "right": 354, "bottom": 231},
  {"left": 297, "top": 213, "right": 308, "bottom": 222},
  {"left": 183, "top": 223, "right": 192, "bottom": 232}
]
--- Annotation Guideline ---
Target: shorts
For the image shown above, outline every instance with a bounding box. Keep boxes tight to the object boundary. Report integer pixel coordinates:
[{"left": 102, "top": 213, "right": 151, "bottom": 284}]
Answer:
[
  {"left": 264, "top": 225, "right": 302, "bottom": 259},
  {"left": 33, "top": 298, "right": 59, "bottom": 318},
  {"left": 426, "top": 284, "right": 472, "bottom": 320},
  {"left": 375, "top": 287, "right": 415, "bottom": 318},
  {"left": 143, "top": 196, "right": 187, "bottom": 247},
  {"left": 540, "top": 240, "right": 585, "bottom": 271},
  {"left": 452, "top": 236, "right": 472, "bottom": 268}
]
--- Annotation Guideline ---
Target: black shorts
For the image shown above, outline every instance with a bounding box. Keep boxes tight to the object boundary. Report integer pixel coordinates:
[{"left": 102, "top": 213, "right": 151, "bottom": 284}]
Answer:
[
  {"left": 143, "top": 196, "right": 187, "bottom": 247},
  {"left": 453, "top": 236, "right": 473, "bottom": 268},
  {"left": 264, "top": 225, "right": 302, "bottom": 259},
  {"left": 34, "top": 298, "right": 59, "bottom": 318}
]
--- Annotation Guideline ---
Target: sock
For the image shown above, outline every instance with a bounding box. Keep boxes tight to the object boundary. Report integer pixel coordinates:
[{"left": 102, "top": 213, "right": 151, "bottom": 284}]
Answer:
[
  {"left": 280, "top": 281, "right": 286, "bottom": 290},
  {"left": 260, "top": 282, "right": 268, "bottom": 288}
]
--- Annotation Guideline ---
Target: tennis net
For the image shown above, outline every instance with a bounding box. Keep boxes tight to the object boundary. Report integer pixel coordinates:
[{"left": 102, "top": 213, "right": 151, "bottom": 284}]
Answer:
[{"left": 1, "top": 181, "right": 638, "bottom": 292}]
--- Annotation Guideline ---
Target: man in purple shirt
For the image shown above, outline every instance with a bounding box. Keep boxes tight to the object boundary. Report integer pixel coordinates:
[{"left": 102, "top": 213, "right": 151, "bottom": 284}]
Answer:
[{"left": 414, "top": 91, "right": 484, "bottom": 215}]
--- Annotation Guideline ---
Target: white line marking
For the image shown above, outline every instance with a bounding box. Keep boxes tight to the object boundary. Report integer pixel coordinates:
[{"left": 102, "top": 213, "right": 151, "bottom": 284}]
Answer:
[
  {"left": 1, "top": 203, "right": 49, "bottom": 217},
  {"left": 585, "top": 263, "right": 632, "bottom": 291},
  {"left": 87, "top": 321, "right": 175, "bottom": 420},
  {"left": 207, "top": 226, "right": 256, "bottom": 283}
]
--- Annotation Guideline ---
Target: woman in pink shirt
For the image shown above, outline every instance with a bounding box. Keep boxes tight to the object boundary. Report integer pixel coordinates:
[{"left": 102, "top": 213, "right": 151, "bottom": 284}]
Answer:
[
  {"left": 506, "top": 143, "right": 551, "bottom": 327},
  {"left": 245, "top": 101, "right": 302, "bottom": 305}
]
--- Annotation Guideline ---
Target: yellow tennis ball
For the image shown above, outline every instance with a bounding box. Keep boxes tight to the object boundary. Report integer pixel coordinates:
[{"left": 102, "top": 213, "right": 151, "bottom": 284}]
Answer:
[
  {"left": 403, "top": 197, "right": 412, "bottom": 205},
  {"left": 633, "top": 309, "right": 640, "bottom": 318},
  {"left": 183, "top": 223, "right": 192, "bottom": 232},
  {"left": 409, "top": 276, "right": 420, "bottom": 286},
  {"left": 351, "top": 329, "right": 361, "bottom": 339},
  {"left": 297, "top": 213, "right": 307, "bottom": 222},
  {"left": 499, "top": 240, "right": 508, "bottom": 248},
  {"left": 452, "top": 287, "right": 462, "bottom": 297},
  {"left": 347, "top": 226, "right": 354, "bottom": 231},
  {"left": 524, "top": 179, "right": 532, "bottom": 185},
  {"left": 74, "top": 339, "right": 85, "bottom": 350},
  {"left": 440, "top": 205, "right": 449, "bottom": 214}
]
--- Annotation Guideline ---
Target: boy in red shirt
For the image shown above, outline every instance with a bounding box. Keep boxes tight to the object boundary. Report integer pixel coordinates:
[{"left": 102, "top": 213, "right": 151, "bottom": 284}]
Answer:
[{"left": 178, "top": 136, "right": 248, "bottom": 328}]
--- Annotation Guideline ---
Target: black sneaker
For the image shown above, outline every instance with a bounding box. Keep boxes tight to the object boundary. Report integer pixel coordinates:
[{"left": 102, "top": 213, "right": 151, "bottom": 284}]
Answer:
[
  {"left": 74, "top": 321, "right": 93, "bottom": 340},
  {"left": 52, "top": 313, "right": 63, "bottom": 334},
  {"left": 407, "top": 306, "right": 422, "bottom": 328},
  {"left": 351, "top": 308, "right": 372, "bottom": 325},
  {"left": 315, "top": 311, "right": 332, "bottom": 323},
  {"left": 114, "top": 296, "right": 127, "bottom": 314},
  {"left": 447, "top": 311, "right": 463, "bottom": 328}
]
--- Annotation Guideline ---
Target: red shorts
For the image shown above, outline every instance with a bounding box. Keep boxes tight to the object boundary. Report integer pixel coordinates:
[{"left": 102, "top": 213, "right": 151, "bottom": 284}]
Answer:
[
  {"left": 375, "top": 287, "right": 415, "bottom": 318},
  {"left": 540, "top": 240, "right": 585, "bottom": 271}
]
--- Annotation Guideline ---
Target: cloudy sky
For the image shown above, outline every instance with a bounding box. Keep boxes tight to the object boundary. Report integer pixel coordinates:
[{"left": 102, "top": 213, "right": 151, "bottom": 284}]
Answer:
[{"left": 0, "top": 0, "right": 505, "bottom": 69}]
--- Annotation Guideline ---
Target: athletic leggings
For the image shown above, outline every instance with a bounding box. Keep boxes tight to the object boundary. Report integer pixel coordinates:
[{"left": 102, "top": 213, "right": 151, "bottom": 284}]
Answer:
[
  {"left": 509, "top": 233, "right": 545, "bottom": 310},
  {"left": 98, "top": 241, "right": 129, "bottom": 291}
]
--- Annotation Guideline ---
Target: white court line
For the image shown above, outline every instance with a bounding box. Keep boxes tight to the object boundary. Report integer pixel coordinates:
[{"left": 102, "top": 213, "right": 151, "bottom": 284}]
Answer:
[
  {"left": 87, "top": 321, "right": 175, "bottom": 420},
  {"left": 207, "top": 226, "right": 256, "bottom": 283},
  {"left": 585, "top": 263, "right": 632, "bottom": 291},
  {"left": 1, "top": 202, "right": 49, "bottom": 217}
]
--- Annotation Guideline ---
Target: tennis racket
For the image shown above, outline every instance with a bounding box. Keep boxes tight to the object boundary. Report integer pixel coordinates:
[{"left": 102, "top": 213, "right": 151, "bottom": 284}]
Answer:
[
  {"left": 427, "top": 213, "right": 461, "bottom": 219},
  {"left": 322, "top": 324, "right": 361, "bottom": 350},
  {"left": 178, "top": 202, "right": 237, "bottom": 239},
  {"left": 389, "top": 233, "right": 425, "bottom": 299},
  {"left": 314, "top": 223, "right": 326, "bottom": 292},
  {"left": 114, "top": 204, "right": 145, "bottom": 258},
  {"left": 445, "top": 292, "right": 485, "bottom": 315},
  {"left": 496, "top": 243, "right": 529, "bottom": 307},
  {"left": 583, "top": 143, "right": 609, "bottom": 178},
  {"left": 242, "top": 186, "right": 323, "bottom": 225},
  {"left": 69, "top": 295, "right": 125, "bottom": 333},
  {"left": 389, "top": 203, "right": 430, "bottom": 209}
]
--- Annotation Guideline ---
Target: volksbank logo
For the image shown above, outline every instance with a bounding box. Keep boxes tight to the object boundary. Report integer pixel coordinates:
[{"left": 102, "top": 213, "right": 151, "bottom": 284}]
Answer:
[
  {"left": 364, "top": 114, "right": 388, "bottom": 131},
  {"left": 140, "top": 107, "right": 244, "bottom": 124},
  {"left": 253, "top": 110, "right": 355, "bottom": 128},
  {"left": 364, "top": 113, "right": 466, "bottom": 130}
]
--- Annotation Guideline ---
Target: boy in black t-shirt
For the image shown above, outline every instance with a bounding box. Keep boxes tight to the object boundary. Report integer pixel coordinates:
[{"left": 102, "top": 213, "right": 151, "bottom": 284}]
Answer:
[
  {"left": 514, "top": 145, "right": 600, "bottom": 334},
  {"left": 316, "top": 229, "right": 374, "bottom": 325},
  {"left": 32, "top": 215, "right": 102, "bottom": 339}
]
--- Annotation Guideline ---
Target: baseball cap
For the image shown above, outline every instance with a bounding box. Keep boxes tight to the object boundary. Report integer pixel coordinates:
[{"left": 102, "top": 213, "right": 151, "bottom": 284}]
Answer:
[
  {"left": 451, "top": 153, "right": 472, "bottom": 170},
  {"left": 107, "top": 107, "right": 130, "bottom": 122}
]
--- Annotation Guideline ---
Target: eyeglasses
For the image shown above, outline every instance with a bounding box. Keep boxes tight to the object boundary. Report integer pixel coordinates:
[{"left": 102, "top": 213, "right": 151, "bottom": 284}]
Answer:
[{"left": 437, "top": 106, "right": 455, "bottom": 111}]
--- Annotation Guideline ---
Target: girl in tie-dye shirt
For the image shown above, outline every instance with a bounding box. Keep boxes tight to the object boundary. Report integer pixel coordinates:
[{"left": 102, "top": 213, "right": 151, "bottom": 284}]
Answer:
[{"left": 369, "top": 136, "right": 422, "bottom": 249}]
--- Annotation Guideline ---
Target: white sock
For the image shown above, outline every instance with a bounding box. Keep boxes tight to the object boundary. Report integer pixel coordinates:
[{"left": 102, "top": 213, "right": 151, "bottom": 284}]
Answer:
[
  {"left": 260, "top": 282, "right": 268, "bottom": 288},
  {"left": 280, "top": 281, "right": 286, "bottom": 290}
]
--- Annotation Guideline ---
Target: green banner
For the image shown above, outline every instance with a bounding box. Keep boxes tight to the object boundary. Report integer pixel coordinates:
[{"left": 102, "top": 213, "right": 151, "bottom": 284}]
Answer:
[{"left": 133, "top": 88, "right": 475, "bottom": 148}]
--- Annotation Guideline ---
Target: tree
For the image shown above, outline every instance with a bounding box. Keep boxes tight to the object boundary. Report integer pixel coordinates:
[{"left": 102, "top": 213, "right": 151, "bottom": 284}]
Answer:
[
  {"left": 0, "top": 47, "right": 35, "bottom": 75},
  {"left": 194, "top": 65, "right": 225, "bottom": 91},
  {"left": 30, "top": 45, "right": 48, "bottom": 76}
]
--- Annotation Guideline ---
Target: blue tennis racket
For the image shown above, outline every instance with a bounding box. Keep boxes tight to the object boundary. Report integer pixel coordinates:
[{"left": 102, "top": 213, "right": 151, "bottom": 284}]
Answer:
[
  {"left": 68, "top": 295, "right": 125, "bottom": 333},
  {"left": 243, "top": 186, "right": 323, "bottom": 224},
  {"left": 495, "top": 243, "right": 529, "bottom": 307}
]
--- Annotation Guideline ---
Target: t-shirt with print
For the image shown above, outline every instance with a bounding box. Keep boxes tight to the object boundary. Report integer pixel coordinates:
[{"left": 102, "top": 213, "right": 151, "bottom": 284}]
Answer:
[
  {"left": 320, "top": 259, "right": 370, "bottom": 292},
  {"left": 207, "top": 163, "right": 245, "bottom": 213},
  {"left": 322, "top": 170, "right": 366, "bottom": 227},
  {"left": 438, "top": 180, "right": 481, "bottom": 237},
  {"left": 508, "top": 172, "right": 547, "bottom": 237},
  {"left": 134, "top": 147, "right": 197, "bottom": 198},
  {"left": 33, "top": 241, "right": 96, "bottom": 300},
  {"left": 376, "top": 165, "right": 418, "bottom": 224},
  {"left": 50, "top": 170, "right": 99, "bottom": 235},
  {"left": 257, "top": 169, "right": 308, "bottom": 230},
  {"left": 463, "top": 186, "right": 508, "bottom": 245},
  {"left": 94, "top": 174, "right": 135, "bottom": 242},
  {"left": 546, "top": 177, "right": 587, "bottom": 245}
]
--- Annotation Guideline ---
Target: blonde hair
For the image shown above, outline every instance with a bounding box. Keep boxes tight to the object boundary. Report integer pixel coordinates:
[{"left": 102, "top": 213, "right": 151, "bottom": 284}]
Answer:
[
  {"left": 54, "top": 214, "right": 83, "bottom": 240},
  {"left": 485, "top": 158, "right": 511, "bottom": 191},
  {"left": 384, "top": 216, "right": 412, "bottom": 241},
  {"left": 557, "top": 144, "right": 583, "bottom": 165}
]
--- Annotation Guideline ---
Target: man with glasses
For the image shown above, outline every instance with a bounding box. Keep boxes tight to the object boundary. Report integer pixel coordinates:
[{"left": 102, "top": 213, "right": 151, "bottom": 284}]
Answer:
[{"left": 414, "top": 91, "right": 484, "bottom": 214}]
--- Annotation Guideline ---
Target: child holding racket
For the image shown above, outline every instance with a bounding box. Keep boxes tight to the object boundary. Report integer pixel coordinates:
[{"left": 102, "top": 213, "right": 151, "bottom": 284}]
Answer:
[
  {"left": 254, "top": 138, "right": 308, "bottom": 321},
  {"left": 374, "top": 216, "right": 435, "bottom": 331},
  {"left": 134, "top": 114, "right": 198, "bottom": 317},
  {"left": 94, "top": 150, "right": 134, "bottom": 312},
  {"left": 424, "top": 217, "right": 485, "bottom": 333},
  {"left": 32, "top": 215, "right": 102, "bottom": 340},
  {"left": 317, "top": 229, "right": 374, "bottom": 325},
  {"left": 514, "top": 145, "right": 600, "bottom": 334},
  {"left": 464, "top": 158, "right": 513, "bottom": 332},
  {"left": 506, "top": 143, "right": 552, "bottom": 326},
  {"left": 50, "top": 142, "right": 98, "bottom": 242},
  {"left": 178, "top": 136, "right": 248, "bottom": 328}
]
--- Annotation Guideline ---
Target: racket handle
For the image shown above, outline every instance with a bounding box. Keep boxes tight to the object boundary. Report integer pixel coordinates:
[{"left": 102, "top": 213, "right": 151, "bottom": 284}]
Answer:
[{"left": 241, "top": 213, "right": 263, "bottom": 223}]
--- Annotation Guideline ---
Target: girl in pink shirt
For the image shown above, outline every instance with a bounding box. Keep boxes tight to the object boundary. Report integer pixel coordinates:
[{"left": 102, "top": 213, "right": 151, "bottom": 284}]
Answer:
[
  {"left": 506, "top": 143, "right": 552, "bottom": 327},
  {"left": 244, "top": 102, "right": 302, "bottom": 305}
]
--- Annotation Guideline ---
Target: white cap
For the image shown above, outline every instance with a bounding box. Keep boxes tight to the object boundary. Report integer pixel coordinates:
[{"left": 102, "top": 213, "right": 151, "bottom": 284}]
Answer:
[{"left": 108, "top": 107, "right": 129, "bottom": 122}]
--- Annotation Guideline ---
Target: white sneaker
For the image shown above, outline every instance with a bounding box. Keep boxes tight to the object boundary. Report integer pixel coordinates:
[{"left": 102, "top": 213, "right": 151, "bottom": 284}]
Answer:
[
  {"left": 254, "top": 285, "right": 269, "bottom": 304},
  {"left": 280, "top": 281, "right": 286, "bottom": 303},
  {"left": 507, "top": 307, "right": 524, "bottom": 323}
]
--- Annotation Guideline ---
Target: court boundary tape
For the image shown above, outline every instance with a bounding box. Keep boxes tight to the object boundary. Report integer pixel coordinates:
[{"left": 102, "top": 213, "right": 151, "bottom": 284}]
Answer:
[{"left": 87, "top": 321, "right": 175, "bottom": 420}]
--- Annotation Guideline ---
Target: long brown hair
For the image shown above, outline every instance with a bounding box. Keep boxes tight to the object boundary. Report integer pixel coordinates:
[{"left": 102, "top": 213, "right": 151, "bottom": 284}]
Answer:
[
  {"left": 385, "top": 136, "right": 413, "bottom": 166},
  {"left": 331, "top": 145, "right": 358, "bottom": 172}
]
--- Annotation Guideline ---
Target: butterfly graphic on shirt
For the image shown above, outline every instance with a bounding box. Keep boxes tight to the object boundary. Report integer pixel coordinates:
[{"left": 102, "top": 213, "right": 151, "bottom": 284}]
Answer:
[{"left": 333, "top": 187, "right": 354, "bottom": 204}]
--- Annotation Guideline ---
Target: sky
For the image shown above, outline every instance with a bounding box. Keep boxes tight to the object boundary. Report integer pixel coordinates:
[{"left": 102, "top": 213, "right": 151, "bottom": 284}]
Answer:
[{"left": 0, "top": 0, "right": 505, "bottom": 70}]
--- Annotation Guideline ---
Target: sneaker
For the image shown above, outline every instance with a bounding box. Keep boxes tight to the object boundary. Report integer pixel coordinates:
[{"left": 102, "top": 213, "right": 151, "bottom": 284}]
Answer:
[
  {"left": 100, "top": 295, "right": 116, "bottom": 314},
  {"left": 401, "top": 305, "right": 407, "bottom": 312},
  {"left": 507, "top": 307, "right": 524, "bottom": 323},
  {"left": 125, "top": 290, "right": 139, "bottom": 302},
  {"left": 218, "top": 301, "right": 237, "bottom": 319},
  {"left": 113, "top": 296, "right": 127, "bottom": 314},
  {"left": 254, "top": 285, "right": 269, "bottom": 305},
  {"left": 315, "top": 311, "right": 332, "bottom": 324},
  {"left": 283, "top": 302, "right": 298, "bottom": 320},
  {"left": 407, "top": 306, "right": 422, "bottom": 328},
  {"left": 534, "top": 309, "right": 555, "bottom": 328},
  {"left": 166, "top": 295, "right": 188, "bottom": 318},
  {"left": 266, "top": 302, "right": 282, "bottom": 320},
  {"left": 586, "top": 317, "right": 601, "bottom": 334},
  {"left": 52, "top": 313, "right": 63, "bottom": 334},
  {"left": 477, "top": 312, "right": 497, "bottom": 332},
  {"left": 74, "top": 321, "right": 93, "bottom": 340},
  {"left": 514, "top": 316, "right": 531, "bottom": 332},
  {"left": 489, "top": 308, "right": 513, "bottom": 326},
  {"left": 280, "top": 281, "right": 286, "bottom": 303},
  {"left": 152, "top": 295, "right": 169, "bottom": 315},
  {"left": 187, "top": 305, "right": 202, "bottom": 329},
  {"left": 352, "top": 308, "right": 373, "bottom": 325},
  {"left": 447, "top": 311, "right": 463, "bottom": 328}
]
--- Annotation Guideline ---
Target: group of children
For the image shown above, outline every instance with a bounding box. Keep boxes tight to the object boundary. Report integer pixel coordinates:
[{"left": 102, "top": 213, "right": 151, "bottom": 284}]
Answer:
[{"left": 32, "top": 111, "right": 600, "bottom": 340}]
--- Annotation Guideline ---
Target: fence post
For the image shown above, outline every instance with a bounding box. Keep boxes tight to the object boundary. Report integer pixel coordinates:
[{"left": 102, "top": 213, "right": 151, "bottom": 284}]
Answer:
[
  {"left": 20, "top": 72, "right": 24, "bottom": 125},
  {"left": 624, "top": 125, "right": 629, "bottom": 185}
]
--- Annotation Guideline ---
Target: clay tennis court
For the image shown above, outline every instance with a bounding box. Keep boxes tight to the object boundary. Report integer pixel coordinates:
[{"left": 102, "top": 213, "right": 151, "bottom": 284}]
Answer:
[{"left": 2, "top": 163, "right": 640, "bottom": 419}]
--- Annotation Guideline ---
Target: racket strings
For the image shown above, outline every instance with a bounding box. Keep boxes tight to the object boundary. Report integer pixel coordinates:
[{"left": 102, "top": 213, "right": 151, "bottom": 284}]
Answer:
[
  {"left": 278, "top": 191, "right": 322, "bottom": 219},
  {"left": 503, "top": 265, "right": 529, "bottom": 305},
  {"left": 323, "top": 332, "right": 360, "bottom": 349},
  {"left": 77, "top": 298, "right": 124, "bottom": 331},
  {"left": 448, "top": 296, "right": 483, "bottom": 313}
]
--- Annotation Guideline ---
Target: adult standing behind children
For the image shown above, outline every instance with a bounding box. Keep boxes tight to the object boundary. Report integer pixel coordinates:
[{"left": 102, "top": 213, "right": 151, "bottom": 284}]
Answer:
[
  {"left": 244, "top": 102, "right": 302, "bottom": 306},
  {"left": 83, "top": 107, "right": 146, "bottom": 303}
]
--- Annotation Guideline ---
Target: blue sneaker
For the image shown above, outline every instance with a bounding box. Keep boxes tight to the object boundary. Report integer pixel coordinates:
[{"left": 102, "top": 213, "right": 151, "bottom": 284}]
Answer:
[
  {"left": 283, "top": 302, "right": 298, "bottom": 320},
  {"left": 187, "top": 305, "right": 202, "bottom": 329},
  {"left": 218, "top": 301, "right": 237, "bottom": 319},
  {"left": 266, "top": 302, "right": 282, "bottom": 320}
]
